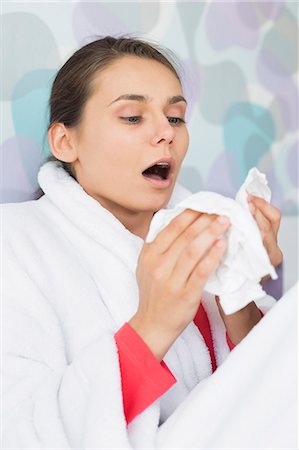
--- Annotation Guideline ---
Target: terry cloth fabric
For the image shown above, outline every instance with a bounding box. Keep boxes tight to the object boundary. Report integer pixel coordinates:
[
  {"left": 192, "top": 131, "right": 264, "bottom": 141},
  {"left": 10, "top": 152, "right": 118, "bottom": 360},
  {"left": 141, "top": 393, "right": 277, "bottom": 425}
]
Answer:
[
  {"left": 146, "top": 168, "right": 277, "bottom": 315},
  {"left": 2, "top": 161, "right": 275, "bottom": 449},
  {"left": 157, "top": 282, "right": 298, "bottom": 449},
  {"left": 115, "top": 303, "right": 220, "bottom": 425}
]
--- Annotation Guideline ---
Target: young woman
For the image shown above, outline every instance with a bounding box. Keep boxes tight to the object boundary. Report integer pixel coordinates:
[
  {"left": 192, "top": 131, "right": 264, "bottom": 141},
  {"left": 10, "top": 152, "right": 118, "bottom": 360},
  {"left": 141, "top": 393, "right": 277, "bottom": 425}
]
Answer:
[{"left": 3, "top": 36, "right": 282, "bottom": 449}]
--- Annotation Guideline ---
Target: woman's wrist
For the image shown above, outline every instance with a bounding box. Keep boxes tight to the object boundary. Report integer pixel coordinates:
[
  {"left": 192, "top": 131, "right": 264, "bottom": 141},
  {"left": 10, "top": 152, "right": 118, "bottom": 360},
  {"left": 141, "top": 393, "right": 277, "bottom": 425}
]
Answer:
[
  {"left": 216, "top": 297, "right": 263, "bottom": 346},
  {"left": 128, "top": 314, "right": 175, "bottom": 362}
]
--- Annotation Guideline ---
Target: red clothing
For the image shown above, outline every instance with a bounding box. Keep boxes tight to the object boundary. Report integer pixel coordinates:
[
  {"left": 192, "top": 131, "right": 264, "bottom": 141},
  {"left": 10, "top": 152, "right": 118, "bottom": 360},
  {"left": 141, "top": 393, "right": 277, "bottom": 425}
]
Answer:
[
  {"left": 115, "top": 323, "right": 176, "bottom": 422},
  {"left": 115, "top": 302, "right": 225, "bottom": 425},
  {"left": 194, "top": 303, "right": 217, "bottom": 372},
  {"left": 115, "top": 304, "right": 268, "bottom": 425}
]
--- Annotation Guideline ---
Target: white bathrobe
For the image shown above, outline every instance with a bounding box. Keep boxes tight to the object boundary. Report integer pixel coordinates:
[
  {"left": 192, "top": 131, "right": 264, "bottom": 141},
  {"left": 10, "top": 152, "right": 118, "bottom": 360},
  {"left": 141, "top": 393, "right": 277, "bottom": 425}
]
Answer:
[{"left": 2, "top": 161, "right": 275, "bottom": 449}]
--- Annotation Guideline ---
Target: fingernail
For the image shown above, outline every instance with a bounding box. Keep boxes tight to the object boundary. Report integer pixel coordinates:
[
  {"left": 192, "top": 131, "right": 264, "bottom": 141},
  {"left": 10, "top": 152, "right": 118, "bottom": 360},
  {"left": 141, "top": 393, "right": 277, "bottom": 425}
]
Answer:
[
  {"left": 247, "top": 193, "right": 254, "bottom": 202},
  {"left": 218, "top": 215, "right": 230, "bottom": 225}
]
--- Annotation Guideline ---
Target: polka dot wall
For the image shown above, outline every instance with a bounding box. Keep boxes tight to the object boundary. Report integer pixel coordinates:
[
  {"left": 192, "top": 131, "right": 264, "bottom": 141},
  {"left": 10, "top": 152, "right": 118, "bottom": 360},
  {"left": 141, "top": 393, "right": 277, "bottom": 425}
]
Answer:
[{"left": 2, "top": 1, "right": 298, "bottom": 212}]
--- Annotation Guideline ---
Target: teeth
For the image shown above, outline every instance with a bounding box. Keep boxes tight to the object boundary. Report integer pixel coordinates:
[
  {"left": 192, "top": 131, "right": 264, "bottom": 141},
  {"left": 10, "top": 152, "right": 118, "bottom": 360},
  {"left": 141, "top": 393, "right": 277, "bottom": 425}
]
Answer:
[{"left": 156, "top": 162, "right": 169, "bottom": 167}]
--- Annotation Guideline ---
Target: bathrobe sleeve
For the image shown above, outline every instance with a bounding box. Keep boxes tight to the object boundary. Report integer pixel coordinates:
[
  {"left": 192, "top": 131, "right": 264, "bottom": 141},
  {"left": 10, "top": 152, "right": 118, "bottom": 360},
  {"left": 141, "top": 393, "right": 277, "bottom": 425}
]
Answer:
[
  {"left": 115, "top": 324, "right": 176, "bottom": 424},
  {"left": 115, "top": 303, "right": 220, "bottom": 425},
  {"left": 3, "top": 243, "right": 132, "bottom": 449}
]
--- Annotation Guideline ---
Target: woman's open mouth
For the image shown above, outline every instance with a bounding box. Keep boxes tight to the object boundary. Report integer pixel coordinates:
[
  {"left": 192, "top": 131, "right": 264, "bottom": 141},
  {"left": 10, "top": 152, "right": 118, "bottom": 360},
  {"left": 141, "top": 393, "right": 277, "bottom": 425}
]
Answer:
[{"left": 142, "top": 159, "right": 174, "bottom": 189}]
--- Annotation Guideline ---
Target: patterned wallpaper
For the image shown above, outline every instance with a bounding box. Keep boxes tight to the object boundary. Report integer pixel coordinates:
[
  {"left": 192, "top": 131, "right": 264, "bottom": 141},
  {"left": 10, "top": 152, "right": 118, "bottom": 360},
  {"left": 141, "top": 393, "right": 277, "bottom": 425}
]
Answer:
[{"left": 1, "top": 1, "right": 298, "bottom": 217}]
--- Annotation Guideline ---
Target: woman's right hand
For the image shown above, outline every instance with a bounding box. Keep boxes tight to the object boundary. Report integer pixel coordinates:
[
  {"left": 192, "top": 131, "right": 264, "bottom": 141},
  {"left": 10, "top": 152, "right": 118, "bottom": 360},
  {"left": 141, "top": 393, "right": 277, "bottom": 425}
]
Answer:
[{"left": 128, "top": 209, "right": 231, "bottom": 361}]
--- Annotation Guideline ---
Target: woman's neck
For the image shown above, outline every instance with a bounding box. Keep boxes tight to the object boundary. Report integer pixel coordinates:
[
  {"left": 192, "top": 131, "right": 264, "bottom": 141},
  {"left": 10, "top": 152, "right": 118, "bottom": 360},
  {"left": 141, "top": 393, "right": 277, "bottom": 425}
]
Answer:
[
  {"left": 83, "top": 189, "right": 155, "bottom": 240},
  {"left": 118, "top": 211, "right": 154, "bottom": 240}
]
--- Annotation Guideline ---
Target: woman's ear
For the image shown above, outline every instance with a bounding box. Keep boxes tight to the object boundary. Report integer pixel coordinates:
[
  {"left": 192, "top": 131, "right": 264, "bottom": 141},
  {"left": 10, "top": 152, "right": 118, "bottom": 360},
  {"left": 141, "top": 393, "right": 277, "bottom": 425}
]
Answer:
[{"left": 48, "top": 123, "right": 78, "bottom": 162}]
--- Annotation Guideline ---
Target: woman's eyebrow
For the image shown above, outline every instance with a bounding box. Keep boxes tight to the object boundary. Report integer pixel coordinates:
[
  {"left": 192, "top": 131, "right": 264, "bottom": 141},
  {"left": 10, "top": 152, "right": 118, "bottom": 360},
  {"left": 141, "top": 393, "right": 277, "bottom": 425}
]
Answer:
[
  {"left": 168, "top": 95, "right": 187, "bottom": 105},
  {"left": 108, "top": 94, "right": 187, "bottom": 106}
]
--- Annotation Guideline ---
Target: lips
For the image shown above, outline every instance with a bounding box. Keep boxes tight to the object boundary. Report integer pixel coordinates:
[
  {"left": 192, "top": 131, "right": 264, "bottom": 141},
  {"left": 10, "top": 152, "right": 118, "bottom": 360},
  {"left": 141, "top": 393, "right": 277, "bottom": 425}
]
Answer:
[{"left": 142, "top": 158, "right": 175, "bottom": 181}]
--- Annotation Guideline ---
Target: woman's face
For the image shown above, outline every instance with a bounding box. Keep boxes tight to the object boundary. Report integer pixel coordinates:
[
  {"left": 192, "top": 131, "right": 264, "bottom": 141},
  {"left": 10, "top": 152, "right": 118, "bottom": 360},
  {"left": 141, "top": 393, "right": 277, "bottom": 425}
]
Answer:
[{"left": 70, "top": 56, "right": 189, "bottom": 220}]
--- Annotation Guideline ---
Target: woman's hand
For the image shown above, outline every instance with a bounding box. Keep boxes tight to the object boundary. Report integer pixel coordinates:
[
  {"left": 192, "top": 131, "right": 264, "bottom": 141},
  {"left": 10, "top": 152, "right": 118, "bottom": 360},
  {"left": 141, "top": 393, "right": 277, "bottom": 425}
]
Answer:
[
  {"left": 215, "top": 195, "right": 283, "bottom": 346},
  {"left": 247, "top": 194, "right": 283, "bottom": 269},
  {"left": 129, "top": 210, "right": 230, "bottom": 361}
]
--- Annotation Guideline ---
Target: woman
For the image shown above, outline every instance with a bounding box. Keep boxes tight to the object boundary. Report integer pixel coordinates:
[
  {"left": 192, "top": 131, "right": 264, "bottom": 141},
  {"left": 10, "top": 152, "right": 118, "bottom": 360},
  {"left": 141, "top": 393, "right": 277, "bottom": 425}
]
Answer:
[{"left": 3, "top": 36, "right": 282, "bottom": 449}]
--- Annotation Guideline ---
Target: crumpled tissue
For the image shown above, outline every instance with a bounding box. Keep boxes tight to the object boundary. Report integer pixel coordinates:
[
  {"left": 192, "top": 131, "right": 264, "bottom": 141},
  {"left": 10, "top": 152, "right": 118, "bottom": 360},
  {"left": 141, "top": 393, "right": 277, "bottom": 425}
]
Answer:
[{"left": 146, "top": 168, "right": 277, "bottom": 314}]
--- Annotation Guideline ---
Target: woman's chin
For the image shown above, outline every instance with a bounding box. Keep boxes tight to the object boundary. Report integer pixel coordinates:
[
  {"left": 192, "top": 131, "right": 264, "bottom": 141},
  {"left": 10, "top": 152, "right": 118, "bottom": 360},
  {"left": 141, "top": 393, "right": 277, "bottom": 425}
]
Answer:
[{"left": 138, "top": 193, "right": 173, "bottom": 213}]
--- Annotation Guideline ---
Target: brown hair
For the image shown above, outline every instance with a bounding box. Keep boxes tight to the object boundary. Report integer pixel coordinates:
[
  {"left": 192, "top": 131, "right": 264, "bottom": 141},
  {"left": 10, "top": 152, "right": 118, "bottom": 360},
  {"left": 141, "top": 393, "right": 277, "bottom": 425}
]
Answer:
[{"left": 47, "top": 35, "right": 182, "bottom": 179}]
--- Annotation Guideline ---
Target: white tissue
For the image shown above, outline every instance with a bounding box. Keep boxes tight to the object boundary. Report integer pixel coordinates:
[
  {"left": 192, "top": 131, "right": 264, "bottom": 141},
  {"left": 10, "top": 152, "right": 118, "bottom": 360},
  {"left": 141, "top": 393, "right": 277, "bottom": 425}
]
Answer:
[
  {"left": 236, "top": 167, "right": 271, "bottom": 209},
  {"left": 146, "top": 168, "right": 277, "bottom": 315}
]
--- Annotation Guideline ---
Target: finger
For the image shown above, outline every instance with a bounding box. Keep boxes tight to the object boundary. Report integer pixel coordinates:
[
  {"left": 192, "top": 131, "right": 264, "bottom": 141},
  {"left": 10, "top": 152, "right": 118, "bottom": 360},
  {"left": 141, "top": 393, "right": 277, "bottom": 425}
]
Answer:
[
  {"left": 248, "top": 195, "right": 281, "bottom": 234},
  {"left": 248, "top": 200, "right": 256, "bottom": 215},
  {"left": 150, "top": 209, "right": 202, "bottom": 254},
  {"left": 171, "top": 215, "right": 230, "bottom": 286},
  {"left": 251, "top": 205, "right": 282, "bottom": 267},
  {"left": 164, "top": 212, "right": 216, "bottom": 262},
  {"left": 251, "top": 206, "right": 273, "bottom": 239},
  {"left": 253, "top": 207, "right": 279, "bottom": 253},
  {"left": 150, "top": 214, "right": 218, "bottom": 275},
  {"left": 187, "top": 237, "right": 228, "bottom": 292},
  {"left": 156, "top": 213, "right": 218, "bottom": 277}
]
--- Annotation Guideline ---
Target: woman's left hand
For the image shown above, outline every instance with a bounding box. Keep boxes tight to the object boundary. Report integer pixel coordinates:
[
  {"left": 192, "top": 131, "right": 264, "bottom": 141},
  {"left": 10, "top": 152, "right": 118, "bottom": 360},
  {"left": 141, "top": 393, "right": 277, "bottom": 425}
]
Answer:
[
  {"left": 247, "top": 194, "right": 283, "bottom": 268},
  {"left": 216, "top": 195, "right": 283, "bottom": 346}
]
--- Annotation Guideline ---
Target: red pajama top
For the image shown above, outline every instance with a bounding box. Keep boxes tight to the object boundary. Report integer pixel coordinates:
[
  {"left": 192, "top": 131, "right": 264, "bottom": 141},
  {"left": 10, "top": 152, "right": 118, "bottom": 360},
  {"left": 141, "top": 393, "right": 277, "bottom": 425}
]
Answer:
[{"left": 115, "top": 302, "right": 237, "bottom": 425}]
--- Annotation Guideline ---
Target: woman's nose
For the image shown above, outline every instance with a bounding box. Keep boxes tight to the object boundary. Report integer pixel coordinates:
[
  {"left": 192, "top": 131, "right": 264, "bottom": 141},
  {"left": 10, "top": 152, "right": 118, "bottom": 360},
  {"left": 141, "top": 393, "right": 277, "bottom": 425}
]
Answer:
[{"left": 150, "top": 116, "right": 175, "bottom": 146}]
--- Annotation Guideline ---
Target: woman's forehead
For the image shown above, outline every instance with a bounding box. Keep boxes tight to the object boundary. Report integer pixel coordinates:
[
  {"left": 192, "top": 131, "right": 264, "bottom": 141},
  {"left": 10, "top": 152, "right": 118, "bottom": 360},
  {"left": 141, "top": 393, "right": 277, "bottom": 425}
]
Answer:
[
  {"left": 104, "top": 55, "right": 178, "bottom": 76},
  {"left": 90, "top": 57, "right": 183, "bottom": 103}
]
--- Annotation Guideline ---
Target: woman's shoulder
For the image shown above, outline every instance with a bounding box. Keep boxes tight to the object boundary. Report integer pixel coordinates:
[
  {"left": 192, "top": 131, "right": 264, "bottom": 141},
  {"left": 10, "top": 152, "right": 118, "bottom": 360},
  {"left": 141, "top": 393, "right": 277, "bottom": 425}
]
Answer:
[
  {"left": 2, "top": 196, "right": 47, "bottom": 237},
  {"left": 2, "top": 198, "right": 38, "bottom": 211},
  {"left": 2, "top": 196, "right": 44, "bottom": 215}
]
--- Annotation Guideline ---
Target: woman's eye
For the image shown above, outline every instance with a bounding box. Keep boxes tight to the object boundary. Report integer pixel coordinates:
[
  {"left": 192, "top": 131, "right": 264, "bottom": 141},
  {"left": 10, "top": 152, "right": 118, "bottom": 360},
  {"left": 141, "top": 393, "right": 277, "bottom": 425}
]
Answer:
[
  {"left": 120, "top": 116, "right": 186, "bottom": 126},
  {"left": 120, "top": 116, "right": 141, "bottom": 124},
  {"left": 167, "top": 117, "right": 186, "bottom": 125}
]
